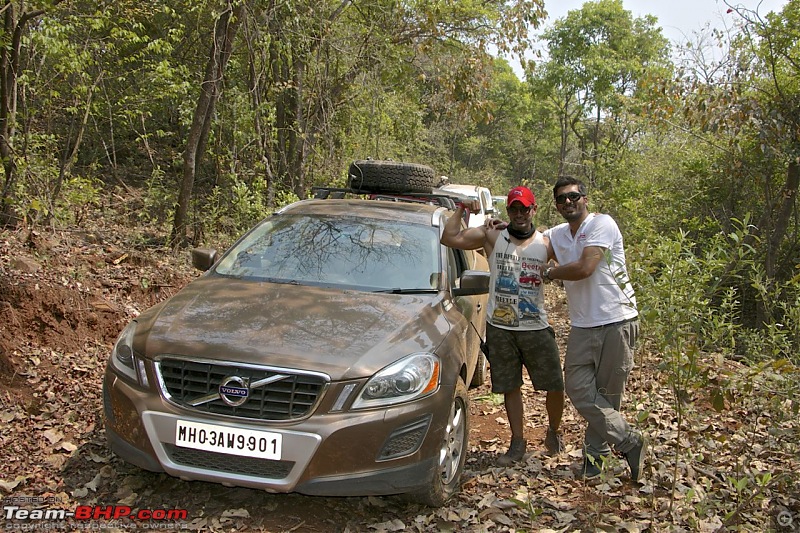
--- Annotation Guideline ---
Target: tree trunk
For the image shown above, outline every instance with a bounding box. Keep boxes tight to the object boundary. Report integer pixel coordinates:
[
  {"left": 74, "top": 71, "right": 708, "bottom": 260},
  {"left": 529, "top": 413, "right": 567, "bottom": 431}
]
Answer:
[
  {"left": 171, "top": 1, "right": 245, "bottom": 248},
  {"left": 44, "top": 72, "right": 103, "bottom": 225},
  {"left": 765, "top": 160, "right": 799, "bottom": 280},
  {"left": 0, "top": 3, "right": 52, "bottom": 227},
  {"left": 243, "top": 16, "right": 276, "bottom": 206}
]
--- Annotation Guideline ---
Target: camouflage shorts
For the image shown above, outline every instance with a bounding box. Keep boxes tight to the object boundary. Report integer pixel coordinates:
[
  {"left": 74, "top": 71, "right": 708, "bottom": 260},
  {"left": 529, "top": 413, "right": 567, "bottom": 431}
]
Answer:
[{"left": 485, "top": 323, "right": 564, "bottom": 393}]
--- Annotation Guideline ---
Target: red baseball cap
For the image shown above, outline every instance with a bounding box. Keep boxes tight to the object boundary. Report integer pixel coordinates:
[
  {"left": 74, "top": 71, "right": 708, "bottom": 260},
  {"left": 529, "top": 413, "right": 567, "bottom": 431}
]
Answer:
[{"left": 507, "top": 186, "right": 536, "bottom": 207}]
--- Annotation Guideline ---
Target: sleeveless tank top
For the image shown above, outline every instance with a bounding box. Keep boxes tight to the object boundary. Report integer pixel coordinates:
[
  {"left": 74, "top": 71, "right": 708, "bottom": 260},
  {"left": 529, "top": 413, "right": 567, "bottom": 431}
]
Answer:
[{"left": 486, "top": 230, "right": 549, "bottom": 331}]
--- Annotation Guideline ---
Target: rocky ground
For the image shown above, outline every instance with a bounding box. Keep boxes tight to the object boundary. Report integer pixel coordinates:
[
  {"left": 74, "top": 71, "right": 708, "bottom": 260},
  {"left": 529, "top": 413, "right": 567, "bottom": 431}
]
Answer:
[{"left": 1, "top": 216, "right": 798, "bottom": 532}]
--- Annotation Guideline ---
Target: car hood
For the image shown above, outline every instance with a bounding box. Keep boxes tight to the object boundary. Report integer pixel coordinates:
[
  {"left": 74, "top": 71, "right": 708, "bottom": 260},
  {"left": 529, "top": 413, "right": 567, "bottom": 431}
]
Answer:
[{"left": 133, "top": 276, "right": 449, "bottom": 381}]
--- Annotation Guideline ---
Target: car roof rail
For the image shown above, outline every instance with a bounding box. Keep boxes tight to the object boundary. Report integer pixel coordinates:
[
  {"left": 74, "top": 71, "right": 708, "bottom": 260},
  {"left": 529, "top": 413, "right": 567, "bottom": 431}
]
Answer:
[{"left": 310, "top": 186, "right": 464, "bottom": 210}]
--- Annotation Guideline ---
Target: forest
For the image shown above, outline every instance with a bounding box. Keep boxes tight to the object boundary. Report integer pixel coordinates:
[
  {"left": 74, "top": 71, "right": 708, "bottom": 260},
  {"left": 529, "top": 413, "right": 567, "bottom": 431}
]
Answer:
[{"left": 1, "top": 0, "right": 798, "bottom": 530}]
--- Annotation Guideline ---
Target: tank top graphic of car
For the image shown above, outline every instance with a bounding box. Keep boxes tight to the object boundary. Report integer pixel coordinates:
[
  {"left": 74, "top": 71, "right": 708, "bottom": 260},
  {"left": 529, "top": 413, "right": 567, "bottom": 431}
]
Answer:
[{"left": 486, "top": 230, "right": 549, "bottom": 331}]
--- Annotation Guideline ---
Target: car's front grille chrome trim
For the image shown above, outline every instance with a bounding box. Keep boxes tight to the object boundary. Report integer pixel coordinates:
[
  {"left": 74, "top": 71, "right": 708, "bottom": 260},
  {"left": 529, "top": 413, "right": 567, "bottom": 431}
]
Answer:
[
  {"left": 156, "top": 357, "right": 329, "bottom": 422},
  {"left": 186, "top": 373, "right": 293, "bottom": 407}
]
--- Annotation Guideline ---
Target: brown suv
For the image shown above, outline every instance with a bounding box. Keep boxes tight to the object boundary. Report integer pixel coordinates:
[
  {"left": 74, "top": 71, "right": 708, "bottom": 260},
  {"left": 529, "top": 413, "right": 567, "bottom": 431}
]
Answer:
[{"left": 102, "top": 161, "right": 490, "bottom": 506}]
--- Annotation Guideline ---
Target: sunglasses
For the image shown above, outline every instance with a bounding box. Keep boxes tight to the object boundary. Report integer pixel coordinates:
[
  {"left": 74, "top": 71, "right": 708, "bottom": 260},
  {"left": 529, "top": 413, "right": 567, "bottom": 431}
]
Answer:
[
  {"left": 555, "top": 192, "right": 585, "bottom": 205},
  {"left": 507, "top": 205, "right": 532, "bottom": 214}
]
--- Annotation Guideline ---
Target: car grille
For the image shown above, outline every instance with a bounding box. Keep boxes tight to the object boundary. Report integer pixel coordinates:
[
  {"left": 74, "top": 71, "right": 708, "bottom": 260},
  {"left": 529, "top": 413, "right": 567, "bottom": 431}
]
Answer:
[
  {"left": 156, "top": 358, "right": 328, "bottom": 421},
  {"left": 164, "top": 444, "right": 294, "bottom": 479}
]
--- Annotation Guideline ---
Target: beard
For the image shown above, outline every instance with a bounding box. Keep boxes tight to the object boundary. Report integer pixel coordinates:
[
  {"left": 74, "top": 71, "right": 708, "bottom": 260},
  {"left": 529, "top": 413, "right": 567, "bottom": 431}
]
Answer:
[{"left": 559, "top": 204, "right": 585, "bottom": 222}]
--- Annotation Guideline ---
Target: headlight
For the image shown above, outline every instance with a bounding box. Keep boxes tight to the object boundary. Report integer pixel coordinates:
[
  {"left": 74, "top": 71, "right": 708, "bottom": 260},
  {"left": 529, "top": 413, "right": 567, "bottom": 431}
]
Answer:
[
  {"left": 109, "top": 321, "right": 148, "bottom": 387},
  {"left": 351, "top": 353, "right": 440, "bottom": 409}
]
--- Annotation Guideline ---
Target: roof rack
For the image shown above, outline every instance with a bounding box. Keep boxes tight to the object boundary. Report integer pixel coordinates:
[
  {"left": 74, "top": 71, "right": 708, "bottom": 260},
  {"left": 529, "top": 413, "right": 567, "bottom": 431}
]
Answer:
[{"left": 311, "top": 186, "right": 467, "bottom": 211}]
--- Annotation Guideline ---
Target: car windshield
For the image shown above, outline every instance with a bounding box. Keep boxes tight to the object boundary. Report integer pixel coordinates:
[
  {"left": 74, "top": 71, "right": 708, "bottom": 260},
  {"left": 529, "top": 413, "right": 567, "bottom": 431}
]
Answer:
[{"left": 214, "top": 214, "right": 441, "bottom": 291}]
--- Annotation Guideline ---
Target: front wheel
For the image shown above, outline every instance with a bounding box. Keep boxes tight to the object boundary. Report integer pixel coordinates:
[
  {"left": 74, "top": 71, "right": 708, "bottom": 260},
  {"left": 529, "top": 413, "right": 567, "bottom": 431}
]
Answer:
[
  {"left": 411, "top": 378, "right": 469, "bottom": 507},
  {"left": 470, "top": 352, "right": 487, "bottom": 389}
]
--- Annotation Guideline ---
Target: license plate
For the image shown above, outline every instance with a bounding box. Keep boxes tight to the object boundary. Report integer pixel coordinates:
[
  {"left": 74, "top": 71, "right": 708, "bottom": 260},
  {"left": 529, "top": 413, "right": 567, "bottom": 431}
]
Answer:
[{"left": 175, "top": 420, "right": 282, "bottom": 460}]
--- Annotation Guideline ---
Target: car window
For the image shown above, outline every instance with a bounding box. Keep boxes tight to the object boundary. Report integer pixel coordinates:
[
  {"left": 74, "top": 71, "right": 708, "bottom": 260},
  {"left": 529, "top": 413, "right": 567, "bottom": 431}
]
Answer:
[
  {"left": 214, "top": 214, "right": 441, "bottom": 291},
  {"left": 446, "top": 247, "right": 469, "bottom": 290}
]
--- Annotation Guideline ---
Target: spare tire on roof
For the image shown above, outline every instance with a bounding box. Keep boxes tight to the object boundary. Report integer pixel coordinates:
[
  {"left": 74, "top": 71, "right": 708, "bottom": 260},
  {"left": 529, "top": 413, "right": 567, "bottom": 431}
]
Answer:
[{"left": 348, "top": 160, "right": 435, "bottom": 194}]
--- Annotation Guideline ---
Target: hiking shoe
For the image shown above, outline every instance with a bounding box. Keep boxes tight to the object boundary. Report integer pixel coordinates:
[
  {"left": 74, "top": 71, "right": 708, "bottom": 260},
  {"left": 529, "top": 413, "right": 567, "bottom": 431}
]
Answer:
[
  {"left": 625, "top": 436, "right": 648, "bottom": 482},
  {"left": 544, "top": 427, "right": 564, "bottom": 454},
  {"left": 578, "top": 455, "right": 603, "bottom": 480},
  {"left": 496, "top": 437, "right": 527, "bottom": 466}
]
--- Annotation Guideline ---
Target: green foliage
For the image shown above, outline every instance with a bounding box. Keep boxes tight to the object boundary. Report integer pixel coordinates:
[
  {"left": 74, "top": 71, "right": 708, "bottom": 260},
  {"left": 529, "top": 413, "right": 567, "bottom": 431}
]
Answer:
[
  {"left": 139, "top": 168, "right": 177, "bottom": 225},
  {"left": 7, "top": 134, "right": 61, "bottom": 223},
  {"left": 4, "top": 0, "right": 799, "bottom": 378},
  {"left": 198, "top": 176, "right": 301, "bottom": 243},
  {"left": 738, "top": 264, "right": 800, "bottom": 364},
  {"left": 534, "top": 0, "right": 671, "bottom": 182},
  {"left": 630, "top": 218, "right": 800, "bottom": 516},
  {"left": 59, "top": 176, "right": 103, "bottom": 225},
  {"left": 633, "top": 220, "right": 760, "bottom": 363},
  {"left": 472, "top": 392, "right": 504, "bottom": 406}
]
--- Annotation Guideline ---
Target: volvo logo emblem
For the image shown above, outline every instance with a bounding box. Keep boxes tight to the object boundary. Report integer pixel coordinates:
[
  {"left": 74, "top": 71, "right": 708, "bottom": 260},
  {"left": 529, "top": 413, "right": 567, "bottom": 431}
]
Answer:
[{"left": 219, "top": 376, "right": 249, "bottom": 406}]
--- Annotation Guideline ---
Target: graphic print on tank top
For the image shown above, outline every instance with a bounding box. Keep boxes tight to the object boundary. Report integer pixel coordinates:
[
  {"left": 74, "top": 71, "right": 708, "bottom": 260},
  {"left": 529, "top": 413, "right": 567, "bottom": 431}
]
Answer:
[{"left": 488, "top": 231, "right": 549, "bottom": 331}]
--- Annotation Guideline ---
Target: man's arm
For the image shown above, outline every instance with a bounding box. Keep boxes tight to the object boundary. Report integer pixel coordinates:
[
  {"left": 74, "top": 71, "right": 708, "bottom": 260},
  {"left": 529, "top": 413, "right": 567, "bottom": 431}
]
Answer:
[
  {"left": 546, "top": 245, "right": 605, "bottom": 281},
  {"left": 544, "top": 235, "right": 557, "bottom": 264},
  {"left": 440, "top": 200, "right": 489, "bottom": 251}
]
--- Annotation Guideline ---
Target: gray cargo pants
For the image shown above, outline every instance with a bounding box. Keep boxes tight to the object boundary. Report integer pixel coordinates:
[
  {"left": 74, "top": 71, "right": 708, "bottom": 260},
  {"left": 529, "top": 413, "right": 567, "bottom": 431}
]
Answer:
[{"left": 564, "top": 319, "right": 640, "bottom": 458}]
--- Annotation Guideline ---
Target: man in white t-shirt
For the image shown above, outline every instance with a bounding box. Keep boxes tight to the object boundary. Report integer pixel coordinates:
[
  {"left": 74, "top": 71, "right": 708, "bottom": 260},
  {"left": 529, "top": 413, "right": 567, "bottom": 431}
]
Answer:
[{"left": 542, "top": 176, "right": 646, "bottom": 482}]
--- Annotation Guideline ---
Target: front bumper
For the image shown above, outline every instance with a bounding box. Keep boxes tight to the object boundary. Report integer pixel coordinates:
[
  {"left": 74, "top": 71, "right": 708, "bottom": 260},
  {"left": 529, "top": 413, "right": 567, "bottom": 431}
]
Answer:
[{"left": 103, "top": 369, "right": 451, "bottom": 497}]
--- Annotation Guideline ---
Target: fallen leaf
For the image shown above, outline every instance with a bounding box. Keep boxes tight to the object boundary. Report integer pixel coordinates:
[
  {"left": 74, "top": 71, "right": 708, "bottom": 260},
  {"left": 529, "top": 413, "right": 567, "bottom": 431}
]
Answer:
[
  {"left": 0, "top": 476, "right": 27, "bottom": 492},
  {"left": 368, "top": 518, "right": 406, "bottom": 531},
  {"left": 45, "top": 454, "right": 67, "bottom": 469},
  {"left": 187, "top": 518, "right": 208, "bottom": 531},
  {"left": 118, "top": 493, "right": 138, "bottom": 506},
  {"left": 84, "top": 472, "right": 104, "bottom": 492},
  {"left": 88, "top": 451, "right": 109, "bottom": 463},
  {"left": 221, "top": 508, "right": 250, "bottom": 519},
  {"left": 494, "top": 513, "right": 514, "bottom": 526},
  {"left": 491, "top": 499, "right": 517, "bottom": 510},
  {"left": 42, "top": 429, "right": 63, "bottom": 445}
]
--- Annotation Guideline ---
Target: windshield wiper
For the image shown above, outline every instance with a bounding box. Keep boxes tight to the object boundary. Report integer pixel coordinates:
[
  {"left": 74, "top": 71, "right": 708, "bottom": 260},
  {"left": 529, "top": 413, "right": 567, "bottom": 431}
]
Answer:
[
  {"left": 371, "top": 288, "right": 438, "bottom": 294},
  {"left": 261, "top": 277, "right": 302, "bottom": 285}
]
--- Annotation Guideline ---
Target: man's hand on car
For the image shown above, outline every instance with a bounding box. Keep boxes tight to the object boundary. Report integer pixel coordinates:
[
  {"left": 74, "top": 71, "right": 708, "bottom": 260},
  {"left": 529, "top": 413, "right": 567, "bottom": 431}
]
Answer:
[{"left": 458, "top": 199, "right": 482, "bottom": 213}]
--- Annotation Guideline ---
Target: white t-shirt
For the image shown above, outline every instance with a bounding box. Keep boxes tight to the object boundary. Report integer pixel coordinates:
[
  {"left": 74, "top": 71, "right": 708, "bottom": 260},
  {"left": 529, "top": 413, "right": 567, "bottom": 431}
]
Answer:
[
  {"left": 545, "top": 213, "right": 638, "bottom": 328},
  {"left": 486, "top": 230, "right": 549, "bottom": 331}
]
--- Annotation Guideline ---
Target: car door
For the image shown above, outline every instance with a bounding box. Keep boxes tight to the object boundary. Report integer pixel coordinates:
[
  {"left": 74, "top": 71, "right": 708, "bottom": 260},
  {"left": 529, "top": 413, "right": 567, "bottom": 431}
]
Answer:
[{"left": 445, "top": 246, "right": 487, "bottom": 380}]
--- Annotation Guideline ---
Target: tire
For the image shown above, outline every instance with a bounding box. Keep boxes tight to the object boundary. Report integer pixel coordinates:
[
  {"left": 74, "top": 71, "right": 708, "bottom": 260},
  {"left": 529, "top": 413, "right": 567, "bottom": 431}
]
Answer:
[
  {"left": 348, "top": 160, "right": 435, "bottom": 194},
  {"left": 470, "top": 352, "right": 487, "bottom": 389},
  {"left": 411, "top": 378, "right": 469, "bottom": 507}
]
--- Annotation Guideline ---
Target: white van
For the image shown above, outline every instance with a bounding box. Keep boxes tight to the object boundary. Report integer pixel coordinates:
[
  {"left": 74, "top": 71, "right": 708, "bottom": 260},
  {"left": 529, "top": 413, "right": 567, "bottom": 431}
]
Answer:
[{"left": 439, "top": 184, "right": 496, "bottom": 228}]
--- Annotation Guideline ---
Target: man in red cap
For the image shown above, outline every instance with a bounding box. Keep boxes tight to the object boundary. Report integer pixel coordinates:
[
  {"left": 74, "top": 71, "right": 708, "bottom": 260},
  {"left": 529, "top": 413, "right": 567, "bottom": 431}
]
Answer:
[{"left": 441, "top": 186, "right": 565, "bottom": 465}]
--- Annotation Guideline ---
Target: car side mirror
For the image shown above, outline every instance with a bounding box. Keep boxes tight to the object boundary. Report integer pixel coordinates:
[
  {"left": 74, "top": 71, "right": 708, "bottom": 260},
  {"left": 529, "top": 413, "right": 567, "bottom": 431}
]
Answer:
[
  {"left": 191, "top": 248, "right": 218, "bottom": 272},
  {"left": 452, "top": 270, "right": 490, "bottom": 296}
]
